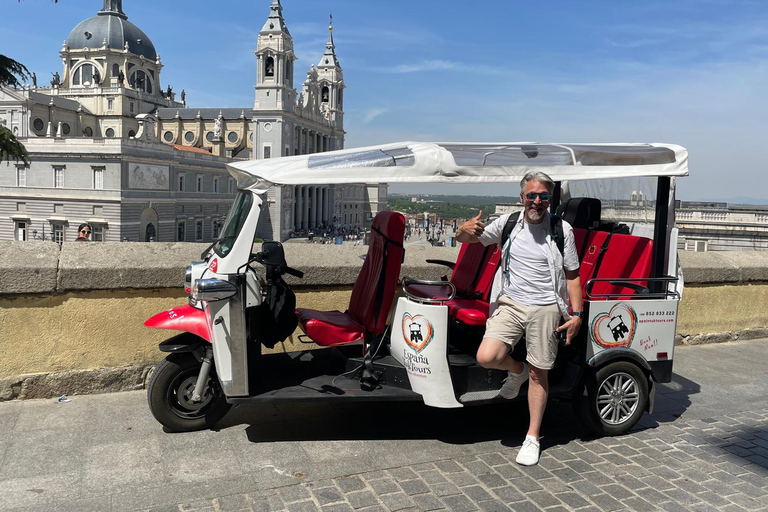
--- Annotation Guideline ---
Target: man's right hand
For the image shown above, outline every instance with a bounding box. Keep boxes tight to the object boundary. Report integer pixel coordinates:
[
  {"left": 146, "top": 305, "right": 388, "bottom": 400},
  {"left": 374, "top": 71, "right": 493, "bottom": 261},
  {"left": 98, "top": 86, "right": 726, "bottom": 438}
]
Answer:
[{"left": 456, "top": 210, "right": 484, "bottom": 243}]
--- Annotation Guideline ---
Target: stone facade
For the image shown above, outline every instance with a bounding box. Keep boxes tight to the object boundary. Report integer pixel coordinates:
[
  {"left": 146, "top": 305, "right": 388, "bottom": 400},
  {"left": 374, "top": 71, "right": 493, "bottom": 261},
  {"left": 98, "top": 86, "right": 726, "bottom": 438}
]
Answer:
[{"left": 1, "top": 0, "right": 382, "bottom": 243}]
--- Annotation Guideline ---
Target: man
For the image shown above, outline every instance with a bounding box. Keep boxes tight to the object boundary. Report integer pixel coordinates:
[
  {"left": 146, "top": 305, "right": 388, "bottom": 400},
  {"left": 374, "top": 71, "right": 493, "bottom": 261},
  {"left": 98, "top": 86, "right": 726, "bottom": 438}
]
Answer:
[{"left": 456, "top": 171, "right": 582, "bottom": 466}]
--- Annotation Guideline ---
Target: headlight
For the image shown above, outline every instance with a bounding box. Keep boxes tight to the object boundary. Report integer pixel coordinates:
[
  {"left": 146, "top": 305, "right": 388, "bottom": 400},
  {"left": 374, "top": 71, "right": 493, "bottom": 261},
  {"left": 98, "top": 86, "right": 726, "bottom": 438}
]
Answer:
[{"left": 193, "top": 278, "right": 238, "bottom": 302}]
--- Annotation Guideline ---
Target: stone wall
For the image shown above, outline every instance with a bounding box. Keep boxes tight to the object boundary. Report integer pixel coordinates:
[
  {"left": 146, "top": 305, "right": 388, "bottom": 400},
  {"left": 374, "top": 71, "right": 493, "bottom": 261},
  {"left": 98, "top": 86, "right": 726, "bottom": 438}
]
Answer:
[{"left": 0, "top": 242, "right": 767, "bottom": 400}]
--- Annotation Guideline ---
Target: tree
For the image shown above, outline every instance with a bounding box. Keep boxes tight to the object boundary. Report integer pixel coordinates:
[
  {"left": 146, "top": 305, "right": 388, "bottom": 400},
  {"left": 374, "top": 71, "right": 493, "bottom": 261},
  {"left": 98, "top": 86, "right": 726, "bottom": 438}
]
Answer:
[{"left": 0, "top": 54, "right": 31, "bottom": 164}]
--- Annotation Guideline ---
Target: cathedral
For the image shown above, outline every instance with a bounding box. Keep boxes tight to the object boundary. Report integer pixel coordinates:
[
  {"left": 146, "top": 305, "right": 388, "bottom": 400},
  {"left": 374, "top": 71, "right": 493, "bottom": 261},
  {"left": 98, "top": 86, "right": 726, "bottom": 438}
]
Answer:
[{"left": 0, "top": 0, "right": 380, "bottom": 242}]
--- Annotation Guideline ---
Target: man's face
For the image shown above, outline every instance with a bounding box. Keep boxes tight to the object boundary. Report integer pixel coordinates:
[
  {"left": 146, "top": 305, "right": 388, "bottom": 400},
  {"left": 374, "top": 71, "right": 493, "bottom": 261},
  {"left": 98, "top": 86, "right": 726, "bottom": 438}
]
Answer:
[{"left": 521, "top": 179, "right": 550, "bottom": 224}]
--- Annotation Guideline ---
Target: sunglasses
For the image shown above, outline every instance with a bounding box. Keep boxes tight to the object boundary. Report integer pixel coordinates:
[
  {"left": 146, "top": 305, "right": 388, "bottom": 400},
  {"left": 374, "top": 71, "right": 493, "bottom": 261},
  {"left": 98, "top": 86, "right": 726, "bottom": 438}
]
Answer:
[
  {"left": 80, "top": 230, "right": 91, "bottom": 234},
  {"left": 523, "top": 192, "right": 551, "bottom": 202}
]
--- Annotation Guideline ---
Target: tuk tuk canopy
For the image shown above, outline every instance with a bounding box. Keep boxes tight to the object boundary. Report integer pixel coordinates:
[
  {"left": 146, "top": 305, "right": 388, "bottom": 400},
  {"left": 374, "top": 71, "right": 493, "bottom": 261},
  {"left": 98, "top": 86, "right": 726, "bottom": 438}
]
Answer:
[{"left": 226, "top": 142, "right": 688, "bottom": 192}]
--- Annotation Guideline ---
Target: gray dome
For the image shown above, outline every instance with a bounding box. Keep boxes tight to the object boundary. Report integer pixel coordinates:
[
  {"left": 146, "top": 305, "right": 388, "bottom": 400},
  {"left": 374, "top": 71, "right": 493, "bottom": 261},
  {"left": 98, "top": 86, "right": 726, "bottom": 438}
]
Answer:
[{"left": 67, "top": 12, "right": 157, "bottom": 61}]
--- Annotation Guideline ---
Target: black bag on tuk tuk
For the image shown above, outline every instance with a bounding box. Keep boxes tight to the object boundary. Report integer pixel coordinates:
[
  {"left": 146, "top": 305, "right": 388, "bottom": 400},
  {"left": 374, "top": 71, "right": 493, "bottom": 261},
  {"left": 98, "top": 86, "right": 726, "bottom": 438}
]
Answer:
[{"left": 251, "top": 275, "right": 298, "bottom": 349}]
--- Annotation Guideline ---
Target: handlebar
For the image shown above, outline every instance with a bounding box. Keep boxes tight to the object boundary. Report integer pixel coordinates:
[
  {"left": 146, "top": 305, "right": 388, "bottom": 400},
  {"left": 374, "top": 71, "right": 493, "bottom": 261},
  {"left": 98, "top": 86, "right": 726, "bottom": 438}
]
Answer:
[
  {"left": 401, "top": 275, "right": 456, "bottom": 304},
  {"left": 284, "top": 267, "right": 304, "bottom": 279}
]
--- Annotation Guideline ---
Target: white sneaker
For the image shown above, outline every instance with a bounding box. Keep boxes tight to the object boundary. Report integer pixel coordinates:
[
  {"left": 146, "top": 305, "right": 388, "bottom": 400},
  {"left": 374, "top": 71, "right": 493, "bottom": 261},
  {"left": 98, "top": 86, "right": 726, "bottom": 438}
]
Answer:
[
  {"left": 498, "top": 364, "right": 528, "bottom": 399},
  {"left": 516, "top": 435, "right": 540, "bottom": 466}
]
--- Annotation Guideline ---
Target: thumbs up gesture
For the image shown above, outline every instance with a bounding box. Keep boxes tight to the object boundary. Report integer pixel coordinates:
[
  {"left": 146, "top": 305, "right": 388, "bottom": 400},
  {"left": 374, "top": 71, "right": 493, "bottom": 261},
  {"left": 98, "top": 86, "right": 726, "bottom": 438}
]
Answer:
[{"left": 456, "top": 210, "right": 485, "bottom": 242}]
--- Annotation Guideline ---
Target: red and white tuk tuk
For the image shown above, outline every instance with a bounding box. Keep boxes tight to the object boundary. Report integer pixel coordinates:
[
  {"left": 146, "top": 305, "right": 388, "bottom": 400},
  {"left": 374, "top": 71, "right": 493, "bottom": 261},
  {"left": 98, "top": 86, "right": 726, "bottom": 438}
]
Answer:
[{"left": 145, "top": 142, "right": 688, "bottom": 436}]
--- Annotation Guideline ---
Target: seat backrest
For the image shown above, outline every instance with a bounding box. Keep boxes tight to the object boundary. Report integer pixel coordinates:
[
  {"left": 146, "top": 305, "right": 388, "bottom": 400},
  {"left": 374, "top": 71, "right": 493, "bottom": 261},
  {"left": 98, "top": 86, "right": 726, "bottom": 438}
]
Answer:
[
  {"left": 557, "top": 197, "right": 601, "bottom": 229},
  {"left": 451, "top": 242, "right": 501, "bottom": 300},
  {"left": 575, "top": 228, "right": 653, "bottom": 298},
  {"left": 348, "top": 211, "right": 406, "bottom": 336}
]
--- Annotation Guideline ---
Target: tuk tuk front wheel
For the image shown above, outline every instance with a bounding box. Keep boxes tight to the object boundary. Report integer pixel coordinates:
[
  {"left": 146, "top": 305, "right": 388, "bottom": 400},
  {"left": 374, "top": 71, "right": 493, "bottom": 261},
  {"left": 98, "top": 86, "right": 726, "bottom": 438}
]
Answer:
[
  {"left": 147, "top": 353, "right": 232, "bottom": 433},
  {"left": 575, "top": 361, "right": 648, "bottom": 436}
]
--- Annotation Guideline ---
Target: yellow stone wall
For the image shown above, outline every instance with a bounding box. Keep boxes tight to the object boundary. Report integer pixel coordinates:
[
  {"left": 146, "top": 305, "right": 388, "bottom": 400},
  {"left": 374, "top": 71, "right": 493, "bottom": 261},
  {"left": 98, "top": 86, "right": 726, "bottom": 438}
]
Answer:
[{"left": 0, "top": 282, "right": 766, "bottom": 378}]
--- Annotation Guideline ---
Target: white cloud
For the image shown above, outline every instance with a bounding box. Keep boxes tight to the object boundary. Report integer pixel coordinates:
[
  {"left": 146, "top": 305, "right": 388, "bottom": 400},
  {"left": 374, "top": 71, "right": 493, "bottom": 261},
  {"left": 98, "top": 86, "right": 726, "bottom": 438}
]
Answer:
[{"left": 362, "top": 108, "right": 387, "bottom": 124}]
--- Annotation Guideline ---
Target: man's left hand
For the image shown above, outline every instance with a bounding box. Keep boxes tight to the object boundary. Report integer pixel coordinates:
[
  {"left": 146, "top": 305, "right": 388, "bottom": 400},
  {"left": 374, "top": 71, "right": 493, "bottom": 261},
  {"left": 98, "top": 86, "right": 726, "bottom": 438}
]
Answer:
[{"left": 556, "top": 315, "right": 582, "bottom": 346}]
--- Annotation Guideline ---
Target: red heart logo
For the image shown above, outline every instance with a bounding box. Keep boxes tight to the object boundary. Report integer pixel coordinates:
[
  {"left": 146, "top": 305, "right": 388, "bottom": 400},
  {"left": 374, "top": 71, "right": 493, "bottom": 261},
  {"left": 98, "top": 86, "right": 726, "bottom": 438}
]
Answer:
[
  {"left": 590, "top": 303, "right": 637, "bottom": 349},
  {"left": 401, "top": 313, "right": 434, "bottom": 352}
]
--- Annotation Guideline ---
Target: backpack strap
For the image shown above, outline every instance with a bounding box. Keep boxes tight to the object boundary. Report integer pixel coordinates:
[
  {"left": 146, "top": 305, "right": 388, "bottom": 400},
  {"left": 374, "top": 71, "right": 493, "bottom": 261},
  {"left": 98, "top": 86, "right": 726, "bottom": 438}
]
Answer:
[
  {"left": 500, "top": 212, "right": 521, "bottom": 249},
  {"left": 550, "top": 215, "right": 565, "bottom": 257}
]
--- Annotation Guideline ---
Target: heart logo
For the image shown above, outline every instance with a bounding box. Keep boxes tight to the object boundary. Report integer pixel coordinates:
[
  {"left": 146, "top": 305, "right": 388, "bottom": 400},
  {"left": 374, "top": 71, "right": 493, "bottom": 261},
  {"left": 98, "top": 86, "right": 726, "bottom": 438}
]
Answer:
[
  {"left": 401, "top": 313, "right": 434, "bottom": 353},
  {"left": 590, "top": 303, "right": 637, "bottom": 349},
  {"left": 209, "top": 258, "right": 218, "bottom": 272}
]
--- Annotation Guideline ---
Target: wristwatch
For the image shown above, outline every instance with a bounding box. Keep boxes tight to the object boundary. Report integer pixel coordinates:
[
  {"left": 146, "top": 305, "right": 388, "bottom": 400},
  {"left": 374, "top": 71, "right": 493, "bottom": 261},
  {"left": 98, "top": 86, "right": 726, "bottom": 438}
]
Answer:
[{"left": 572, "top": 311, "right": 582, "bottom": 318}]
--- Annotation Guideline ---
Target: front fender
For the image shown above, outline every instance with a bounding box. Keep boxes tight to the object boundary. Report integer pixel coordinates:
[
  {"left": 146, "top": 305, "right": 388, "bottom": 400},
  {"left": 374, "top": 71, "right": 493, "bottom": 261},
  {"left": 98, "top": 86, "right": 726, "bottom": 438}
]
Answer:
[{"left": 144, "top": 304, "right": 211, "bottom": 342}]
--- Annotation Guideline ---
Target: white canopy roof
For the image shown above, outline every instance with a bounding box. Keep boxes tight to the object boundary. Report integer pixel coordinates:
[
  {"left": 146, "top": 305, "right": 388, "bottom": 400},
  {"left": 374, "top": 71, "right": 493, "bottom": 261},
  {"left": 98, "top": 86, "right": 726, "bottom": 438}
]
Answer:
[{"left": 226, "top": 141, "right": 688, "bottom": 192}]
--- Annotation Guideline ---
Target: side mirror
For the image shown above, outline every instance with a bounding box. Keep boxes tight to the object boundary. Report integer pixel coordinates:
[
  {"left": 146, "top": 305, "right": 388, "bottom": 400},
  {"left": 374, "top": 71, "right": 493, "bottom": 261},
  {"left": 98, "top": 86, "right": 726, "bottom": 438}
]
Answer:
[
  {"left": 255, "top": 241, "right": 287, "bottom": 267},
  {"left": 193, "top": 278, "right": 238, "bottom": 301}
]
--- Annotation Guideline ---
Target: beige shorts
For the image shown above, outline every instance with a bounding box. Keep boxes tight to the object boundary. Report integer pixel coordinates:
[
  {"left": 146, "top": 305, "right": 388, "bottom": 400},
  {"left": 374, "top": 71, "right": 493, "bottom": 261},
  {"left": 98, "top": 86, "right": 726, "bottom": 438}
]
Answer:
[{"left": 484, "top": 296, "right": 561, "bottom": 370}]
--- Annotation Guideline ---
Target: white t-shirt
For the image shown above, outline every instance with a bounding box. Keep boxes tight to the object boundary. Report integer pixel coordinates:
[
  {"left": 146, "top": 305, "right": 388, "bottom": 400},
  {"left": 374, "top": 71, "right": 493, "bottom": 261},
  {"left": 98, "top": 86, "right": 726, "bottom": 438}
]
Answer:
[{"left": 503, "top": 221, "right": 557, "bottom": 305}]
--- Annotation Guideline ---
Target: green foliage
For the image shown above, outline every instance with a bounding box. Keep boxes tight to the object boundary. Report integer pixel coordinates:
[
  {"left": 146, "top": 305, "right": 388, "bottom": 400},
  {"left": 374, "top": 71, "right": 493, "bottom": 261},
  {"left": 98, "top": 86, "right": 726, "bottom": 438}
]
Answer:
[
  {"left": 0, "top": 125, "right": 30, "bottom": 165},
  {"left": 0, "top": 55, "right": 30, "bottom": 88}
]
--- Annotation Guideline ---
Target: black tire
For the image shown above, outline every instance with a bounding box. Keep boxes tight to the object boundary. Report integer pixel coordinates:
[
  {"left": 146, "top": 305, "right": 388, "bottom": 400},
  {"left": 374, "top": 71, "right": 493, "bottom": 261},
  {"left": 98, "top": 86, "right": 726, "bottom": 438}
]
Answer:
[
  {"left": 147, "top": 353, "right": 231, "bottom": 432},
  {"left": 574, "top": 361, "right": 648, "bottom": 436}
]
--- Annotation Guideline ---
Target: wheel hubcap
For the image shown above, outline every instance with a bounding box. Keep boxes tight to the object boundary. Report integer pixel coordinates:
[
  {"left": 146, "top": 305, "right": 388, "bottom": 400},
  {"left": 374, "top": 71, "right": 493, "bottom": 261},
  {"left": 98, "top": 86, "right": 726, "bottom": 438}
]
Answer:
[
  {"left": 168, "top": 369, "right": 219, "bottom": 420},
  {"left": 596, "top": 372, "right": 639, "bottom": 425}
]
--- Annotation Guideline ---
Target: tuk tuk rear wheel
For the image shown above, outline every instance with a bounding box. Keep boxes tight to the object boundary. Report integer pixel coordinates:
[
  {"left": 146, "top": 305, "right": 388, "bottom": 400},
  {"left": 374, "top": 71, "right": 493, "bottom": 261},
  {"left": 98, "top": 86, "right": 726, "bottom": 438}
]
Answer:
[
  {"left": 148, "top": 353, "right": 231, "bottom": 432},
  {"left": 575, "top": 361, "right": 648, "bottom": 436}
]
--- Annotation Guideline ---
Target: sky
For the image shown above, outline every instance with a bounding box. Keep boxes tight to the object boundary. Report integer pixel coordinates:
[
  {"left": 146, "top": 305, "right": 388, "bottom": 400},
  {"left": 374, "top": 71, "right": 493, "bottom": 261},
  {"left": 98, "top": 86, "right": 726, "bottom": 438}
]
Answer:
[{"left": 2, "top": 0, "right": 768, "bottom": 203}]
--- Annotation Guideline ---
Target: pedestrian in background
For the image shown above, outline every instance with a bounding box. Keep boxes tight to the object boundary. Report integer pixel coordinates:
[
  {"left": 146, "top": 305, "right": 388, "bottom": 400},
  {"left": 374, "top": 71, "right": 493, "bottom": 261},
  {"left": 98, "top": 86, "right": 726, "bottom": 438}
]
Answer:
[{"left": 75, "top": 223, "right": 92, "bottom": 241}]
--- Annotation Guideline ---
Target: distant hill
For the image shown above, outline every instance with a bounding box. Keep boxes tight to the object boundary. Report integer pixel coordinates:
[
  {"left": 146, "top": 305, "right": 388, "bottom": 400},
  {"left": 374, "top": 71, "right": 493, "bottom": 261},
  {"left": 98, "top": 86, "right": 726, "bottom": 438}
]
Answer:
[
  {"left": 722, "top": 197, "right": 768, "bottom": 206},
  {"left": 389, "top": 194, "right": 519, "bottom": 205}
]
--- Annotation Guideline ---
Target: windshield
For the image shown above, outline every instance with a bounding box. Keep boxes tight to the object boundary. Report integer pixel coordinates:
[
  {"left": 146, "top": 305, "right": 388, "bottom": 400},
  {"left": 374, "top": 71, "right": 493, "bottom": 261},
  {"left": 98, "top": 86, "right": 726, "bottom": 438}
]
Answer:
[
  {"left": 213, "top": 191, "right": 253, "bottom": 258},
  {"left": 566, "top": 176, "right": 658, "bottom": 224}
]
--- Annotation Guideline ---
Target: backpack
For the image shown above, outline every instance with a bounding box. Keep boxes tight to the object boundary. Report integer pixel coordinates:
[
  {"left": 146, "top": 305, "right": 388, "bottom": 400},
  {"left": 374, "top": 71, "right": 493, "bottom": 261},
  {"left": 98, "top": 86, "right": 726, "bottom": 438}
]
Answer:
[
  {"left": 251, "top": 275, "right": 298, "bottom": 349},
  {"left": 500, "top": 211, "right": 564, "bottom": 257}
]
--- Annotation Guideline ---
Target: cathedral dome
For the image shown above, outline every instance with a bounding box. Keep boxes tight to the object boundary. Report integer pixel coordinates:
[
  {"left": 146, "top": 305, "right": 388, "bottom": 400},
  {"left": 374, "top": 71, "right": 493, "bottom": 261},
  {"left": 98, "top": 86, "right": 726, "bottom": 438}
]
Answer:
[{"left": 66, "top": 2, "right": 157, "bottom": 61}]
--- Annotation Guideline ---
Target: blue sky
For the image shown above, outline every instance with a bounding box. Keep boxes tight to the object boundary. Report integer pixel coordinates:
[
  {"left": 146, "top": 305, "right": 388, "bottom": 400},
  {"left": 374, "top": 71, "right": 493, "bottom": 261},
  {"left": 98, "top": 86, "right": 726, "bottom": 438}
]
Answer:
[{"left": 3, "top": 0, "right": 768, "bottom": 202}]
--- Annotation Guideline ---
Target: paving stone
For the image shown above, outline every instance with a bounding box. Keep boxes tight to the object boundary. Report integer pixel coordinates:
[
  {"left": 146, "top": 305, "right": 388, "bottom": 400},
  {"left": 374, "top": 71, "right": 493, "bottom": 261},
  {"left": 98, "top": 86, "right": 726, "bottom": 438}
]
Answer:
[
  {"left": 477, "top": 453, "right": 507, "bottom": 467},
  {"left": 620, "top": 496, "right": 658, "bottom": 512},
  {"left": 660, "top": 502, "right": 693, "bottom": 512},
  {"left": 442, "top": 495, "right": 478, "bottom": 512},
  {"left": 429, "top": 482, "right": 462, "bottom": 497},
  {"left": 582, "top": 469, "right": 616, "bottom": 486},
  {"left": 589, "top": 492, "right": 624, "bottom": 511},
  {"left": 387, "top": 468, "right": 419, "bottom": 482},
  {"left": 312, "top": 488, "right": 344, "bottom": 506},
  {"left": 345, "top": 491, "right": 378, "bottom": 510},
  {"left": 508, "top": 501, "right": 544, "bottom": 512},
  {"left": 697, "top": 490, "right": 733, "bottom": 507},
  {"left": 419, "top": 470, "right": 448, "bottom": 485},
  {"left": 459, "top": 461, "right": 493, "bottom": 476},
  {"left": 399, "top": 479, "right": 431, "bottom": 496},
  {"left": 599, "top": 483, "right": 635, "bottom": 500},
  {"left": 249, "top": 493, "right": 287, "bottom": 512},
  {"left": 461, "top": 485, "right": 493, "bottom": 503},
  {"left": 321, "top": 505, "right": 354, "bottom": 512},
  {"left": 554, "top": 492, "right": 589, "bottom": 509},
  {"left": 662, "top": 488, "right": 703, "bottom": 506},
  {"left": 525, "top": 490, "right": 561, "bottom": 509},
  {"left": 412, "top": 494, "right": 446, "bottom": 512},
  {"left": 568, "top": 480, "right": 601, "bottom": 497},
  {"left": 335, "top": 477, "right": 366, "bottom": 494},
  {"left": 287, "top": 501, "right": 319, "bottom": 512},
  {"left": 509, "top": 476, "right": 543, "bottom": 493},
  {"left": 549, "top": 467, "right": 583, "bottom": 484},
  {"left": 538, "top": 477, "right": 572, "bottom": 493},
  {"left": 445, "top": 472, "right": 478, "bottom": 487},
  {"left": 280, "top": 487, "right": 313, "bottom": 504},
  {"left": 476, "top": 473, "right": 506, "bottom": 489},
  {"left": 476, "top": 499, "right": 509, "bottom": 512},
  {"left": 435, "top": 461, "right": 464, "bottom": 474},
  {"left": 411, "top": 462, "right": 437, "bottom": 473},
  {"left": 368, "top": 479, "right": 399, "bottom": 496},
  {"left": 379, "top": 492, "right": 414, "bottom": 512},
  {"left": 490, "top": 485, "right": 524, "bottom": 503}
]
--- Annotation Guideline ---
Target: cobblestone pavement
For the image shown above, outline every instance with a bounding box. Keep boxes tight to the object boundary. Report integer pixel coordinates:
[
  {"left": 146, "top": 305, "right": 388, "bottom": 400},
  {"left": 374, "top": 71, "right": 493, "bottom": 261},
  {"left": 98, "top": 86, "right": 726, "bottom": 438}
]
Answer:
[
  {"left": 1, "top": 339, "right": 766, "bottom": 512},
  {"left": 145, "top": 407, "right": 768, "bottom": 512}
]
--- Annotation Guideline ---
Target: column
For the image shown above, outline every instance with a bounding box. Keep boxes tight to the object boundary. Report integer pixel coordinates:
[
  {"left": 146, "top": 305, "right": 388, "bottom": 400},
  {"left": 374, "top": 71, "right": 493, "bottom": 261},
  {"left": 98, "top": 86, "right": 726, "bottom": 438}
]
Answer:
[
  {"left": 294, "top": 185, "right": 302, "bottom": 230},
  {"left": 324, "top": 186, "right": 331, "bottom": 225},
  {"left": 301, "top": 186, "right": 309, "bottom": 229},
  {"left": 310, "top": 186, "right": 318, "bottom": 228}
]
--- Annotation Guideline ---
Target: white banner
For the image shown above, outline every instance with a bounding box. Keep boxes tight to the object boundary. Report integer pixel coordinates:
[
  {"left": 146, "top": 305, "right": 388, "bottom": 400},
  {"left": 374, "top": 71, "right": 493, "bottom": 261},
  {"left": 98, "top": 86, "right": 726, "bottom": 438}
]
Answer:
[
  {"left": 587, "top": 299, "right": 678, "bottom": 362},
  {"left": 390, "top": 298, "right": 462, "bottom": 408}
]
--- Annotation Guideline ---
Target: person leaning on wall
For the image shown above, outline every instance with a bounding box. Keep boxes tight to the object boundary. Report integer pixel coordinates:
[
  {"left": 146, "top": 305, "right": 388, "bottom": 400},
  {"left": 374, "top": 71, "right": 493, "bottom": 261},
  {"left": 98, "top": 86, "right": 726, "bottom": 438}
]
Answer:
[{"left": 75, "top": 223, "right": 93, "bottom": 241}]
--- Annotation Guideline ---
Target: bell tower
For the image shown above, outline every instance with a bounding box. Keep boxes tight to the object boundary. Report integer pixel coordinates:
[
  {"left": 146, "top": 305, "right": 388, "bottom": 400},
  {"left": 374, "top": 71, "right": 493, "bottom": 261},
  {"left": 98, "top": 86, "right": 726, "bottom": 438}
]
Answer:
[
  {"left": 316, "top": 18, "right": 345, "bottom": 147},
  {"left": 254, "top": 0, "right": 296, "bottom": 113}
]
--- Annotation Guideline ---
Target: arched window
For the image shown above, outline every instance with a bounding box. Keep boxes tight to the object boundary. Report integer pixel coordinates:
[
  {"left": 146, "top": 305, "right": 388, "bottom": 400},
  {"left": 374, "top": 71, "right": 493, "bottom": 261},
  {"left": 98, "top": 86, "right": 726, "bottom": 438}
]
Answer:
[
  {"left": 285, "top": 59, "right": 291, "bottom": 81},
  {"left": 338, "top": 89, "right": 343, "bottom": 108},
  {"left": 265, "top": 56, "right": 275, "bottom": 77},
  {"left": 72, "top": 63, "right": 96, "bottom": 86},
  {"left": 129, "top": 70, "right": 152, "bottom": 93},
  {"left": 321, "top": 86, "right": 329, "bottom": 103},
  {"left": 112, "top": 63, "right": 119, "bottom": 78}
]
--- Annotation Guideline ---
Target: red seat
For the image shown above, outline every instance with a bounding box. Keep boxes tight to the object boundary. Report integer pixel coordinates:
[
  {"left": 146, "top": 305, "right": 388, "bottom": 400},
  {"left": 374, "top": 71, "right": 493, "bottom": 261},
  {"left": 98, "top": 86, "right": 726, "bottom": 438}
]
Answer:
[
  {"left": 409, "top": 241, "right": 500, "bottom": 327},
  {"left": 296, "top": 211, "right": 406, "bottom": 346},
  {"left": 574, "top": 228, "right": 653, "bottom": 299}
]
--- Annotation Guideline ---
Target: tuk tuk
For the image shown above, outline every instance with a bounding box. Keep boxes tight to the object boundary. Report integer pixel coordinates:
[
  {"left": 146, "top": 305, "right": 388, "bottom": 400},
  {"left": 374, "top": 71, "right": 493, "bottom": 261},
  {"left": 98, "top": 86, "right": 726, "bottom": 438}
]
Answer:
[{"left": 145, "top": 141, "right": 688, "bottom": 436}]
